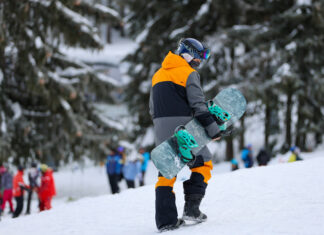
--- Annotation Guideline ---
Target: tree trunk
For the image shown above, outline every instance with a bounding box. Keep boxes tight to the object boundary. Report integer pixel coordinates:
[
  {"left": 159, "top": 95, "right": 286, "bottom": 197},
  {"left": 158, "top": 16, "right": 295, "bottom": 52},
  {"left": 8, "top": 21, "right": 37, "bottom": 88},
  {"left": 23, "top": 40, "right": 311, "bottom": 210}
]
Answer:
[
  {"left": 226, "top": 136, "right": 234, "bottom": 161},
  {"left": 285, "top": 90, "right": 293, "bottom": 149},
  {"left": 295, "top": 97, "right": 306, "bottom": 150},
  {"left": 239, "top": 115, "right": 245, "bottom": 150},
  {"left": 264, "top": 102, "right": 271, "bottom": 148}
]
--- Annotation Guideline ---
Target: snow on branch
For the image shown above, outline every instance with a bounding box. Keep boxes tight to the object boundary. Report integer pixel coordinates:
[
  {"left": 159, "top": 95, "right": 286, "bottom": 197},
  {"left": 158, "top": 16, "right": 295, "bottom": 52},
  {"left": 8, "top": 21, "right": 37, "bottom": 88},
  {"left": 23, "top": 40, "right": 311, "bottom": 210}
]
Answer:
[
  {"left": 48, "top": 71, "right": 80, "bottom": 85},
  {"left": 93, "top": 3, "right": 120, "bottom": 19}
]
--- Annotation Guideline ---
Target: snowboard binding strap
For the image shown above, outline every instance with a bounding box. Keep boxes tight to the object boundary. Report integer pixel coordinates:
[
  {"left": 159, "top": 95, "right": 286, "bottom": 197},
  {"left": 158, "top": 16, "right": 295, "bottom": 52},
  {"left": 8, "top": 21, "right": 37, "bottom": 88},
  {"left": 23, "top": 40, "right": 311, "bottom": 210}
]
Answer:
[
  {"left": 207, "top": 100, "right": 231, "bottom": 131},
  {"left": 174, "top": 126, "right": 198, "bottom": 163}
]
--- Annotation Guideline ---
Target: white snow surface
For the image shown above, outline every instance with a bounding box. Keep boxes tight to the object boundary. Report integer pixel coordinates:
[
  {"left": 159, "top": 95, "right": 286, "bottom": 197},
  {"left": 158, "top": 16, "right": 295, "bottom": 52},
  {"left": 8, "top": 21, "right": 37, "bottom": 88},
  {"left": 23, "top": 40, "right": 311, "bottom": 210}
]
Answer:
[{"left": 1, "top": 149, "right": 324, "bottom": 234}]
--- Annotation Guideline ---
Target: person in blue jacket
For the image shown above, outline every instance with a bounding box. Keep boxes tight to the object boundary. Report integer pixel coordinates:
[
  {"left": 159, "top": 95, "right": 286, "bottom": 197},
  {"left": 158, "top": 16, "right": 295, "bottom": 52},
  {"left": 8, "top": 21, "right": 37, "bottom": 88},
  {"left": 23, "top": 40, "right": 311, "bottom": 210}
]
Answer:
[
  {"left": 105, "top": 149, "right": 122, "bottom": 194},
  {"left": 139, "top": 148, "right": 150, "bottom": 186},
  {"left": 122, "top": 150, "right": 143, "bottom": 188},
  {"left": 241, "top": 144, "right": 254, "bottom": 168}
]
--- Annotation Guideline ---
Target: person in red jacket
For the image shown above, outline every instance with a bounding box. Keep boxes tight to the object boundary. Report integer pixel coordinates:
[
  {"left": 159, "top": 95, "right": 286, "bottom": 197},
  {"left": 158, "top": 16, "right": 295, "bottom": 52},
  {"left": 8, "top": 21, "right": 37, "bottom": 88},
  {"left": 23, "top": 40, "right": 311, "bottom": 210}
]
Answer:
[
  {"left": 37, "top": 164, "right": 56, "bottom": 211},
  {"left": 12, "top": 166, "right": 29, "bottom": 218}
]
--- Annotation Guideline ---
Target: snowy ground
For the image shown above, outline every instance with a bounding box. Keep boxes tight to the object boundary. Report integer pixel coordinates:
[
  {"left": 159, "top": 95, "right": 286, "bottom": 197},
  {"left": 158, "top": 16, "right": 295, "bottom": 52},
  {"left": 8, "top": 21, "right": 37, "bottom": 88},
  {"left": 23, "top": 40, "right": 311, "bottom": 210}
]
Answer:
[{"left": 1, "top": 147, "right": 324, "bottom": 234}]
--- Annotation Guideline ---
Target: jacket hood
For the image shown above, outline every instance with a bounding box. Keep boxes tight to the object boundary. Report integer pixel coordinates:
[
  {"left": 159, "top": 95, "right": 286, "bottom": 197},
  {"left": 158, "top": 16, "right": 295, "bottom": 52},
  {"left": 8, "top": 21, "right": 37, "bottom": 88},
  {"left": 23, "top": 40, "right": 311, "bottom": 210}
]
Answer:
[{"left": 161, "top": 51, "right": 191, "bottom": 69}]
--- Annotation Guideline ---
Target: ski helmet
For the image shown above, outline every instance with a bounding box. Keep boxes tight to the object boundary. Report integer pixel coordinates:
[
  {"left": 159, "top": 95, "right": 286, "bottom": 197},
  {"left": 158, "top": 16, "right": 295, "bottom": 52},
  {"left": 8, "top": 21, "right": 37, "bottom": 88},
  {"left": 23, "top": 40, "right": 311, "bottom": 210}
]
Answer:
[{"left": 177, "top": 38, "right": 210, "bottom": 61}]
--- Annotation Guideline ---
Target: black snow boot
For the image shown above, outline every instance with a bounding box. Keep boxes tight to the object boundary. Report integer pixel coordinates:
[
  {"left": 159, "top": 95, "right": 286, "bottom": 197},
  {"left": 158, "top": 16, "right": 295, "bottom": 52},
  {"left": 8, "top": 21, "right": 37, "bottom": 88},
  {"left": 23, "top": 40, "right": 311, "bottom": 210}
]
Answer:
[
  {"left": 158, "top": 218, "right": 185, "bottom": 232},
  {"left": 182, "top": 194, "right": 207, "bottom": 222}
]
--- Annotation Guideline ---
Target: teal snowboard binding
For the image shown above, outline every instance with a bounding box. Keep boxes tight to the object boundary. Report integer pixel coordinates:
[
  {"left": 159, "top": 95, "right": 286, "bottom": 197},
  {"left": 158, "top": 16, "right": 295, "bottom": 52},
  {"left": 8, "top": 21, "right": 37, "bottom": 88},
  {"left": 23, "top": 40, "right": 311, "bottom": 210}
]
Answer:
[
  {"left": 207, "top": 100, "right": 231, "bottom": 131},
  {"left": 174, "top": 126, "right": 198, "bottom": 163}
]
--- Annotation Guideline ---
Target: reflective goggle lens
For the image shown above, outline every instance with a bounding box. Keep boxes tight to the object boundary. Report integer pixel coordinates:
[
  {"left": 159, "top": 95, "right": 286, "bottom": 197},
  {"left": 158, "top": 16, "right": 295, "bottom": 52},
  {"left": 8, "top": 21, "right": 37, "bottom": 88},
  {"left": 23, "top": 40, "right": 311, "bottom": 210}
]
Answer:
[{"left": 202, "top": 49, "right": 210, "bottom": 60}]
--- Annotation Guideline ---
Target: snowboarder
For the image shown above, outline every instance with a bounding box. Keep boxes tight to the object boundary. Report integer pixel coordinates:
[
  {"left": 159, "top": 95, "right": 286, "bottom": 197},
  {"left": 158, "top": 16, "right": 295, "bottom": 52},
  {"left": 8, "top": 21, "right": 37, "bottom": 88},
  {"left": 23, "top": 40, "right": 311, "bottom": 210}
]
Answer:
[
  {"left": 149, "top": 38, "right": 223, "bottom": 231},
  {"left": 139, "top": 148, "right": 150, "bottom": 186},
  {"left": 256, "top": 148, "right": 271, "bottom": 166},
  {"left": 26, "top": 162, "right": 40, "bottom": 214},
  {"left": 288, "top": 146, "right": 303, "bottom": 162},
  {"left": 0, "top": 166, "right": 14, "bottom": 214},
  {"left": 241, "top": 144, "right": 254, "bottom": 168},
  {"left": 105, "top": 149, "right": 122, "bottom": 194},
  {"left": 37, "top": 164, "right": 56, "bottom": 211},
  {"left": 12, "top": 166, "right": 29, "bottom": 218}
]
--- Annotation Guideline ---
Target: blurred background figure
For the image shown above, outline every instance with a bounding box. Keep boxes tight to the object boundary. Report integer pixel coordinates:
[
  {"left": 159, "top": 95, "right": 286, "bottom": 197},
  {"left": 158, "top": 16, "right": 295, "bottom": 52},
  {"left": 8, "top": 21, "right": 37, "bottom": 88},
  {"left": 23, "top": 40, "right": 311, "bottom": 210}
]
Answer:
[
  {"left": 231, "top": 159, "right": 239, "bottom": 171},
  {"left": 241, "top": 144, "right": 254, "bottom": 168},
  {"left": 37, "top": 164, "right": 56, "bottom": 211},
  {"left": 26, "top": 162, "right": 40, "bottom": 214},
  {"left": 139, "top": 148, "right": 150, "bottom": 186},
  {"left": 0, "top": 166, "right": 14, "bottom": 215},
  {"left": 116, "top": 146, "right": 126, "bottom": 182},
  {"left": 12, "top": 166, "right": 29, "bottom": 218},
  {"left": 256, "top": 148, "right": 271, "bottom": 166},
  {"left": 106, "top": 149, "right": 122, "bottom": 194},
  {"left": 123, "top": 150, "right": 143, "bottom": 189},
  {"left": 288, "top": 146, "right": 303, "bottom": 163}
]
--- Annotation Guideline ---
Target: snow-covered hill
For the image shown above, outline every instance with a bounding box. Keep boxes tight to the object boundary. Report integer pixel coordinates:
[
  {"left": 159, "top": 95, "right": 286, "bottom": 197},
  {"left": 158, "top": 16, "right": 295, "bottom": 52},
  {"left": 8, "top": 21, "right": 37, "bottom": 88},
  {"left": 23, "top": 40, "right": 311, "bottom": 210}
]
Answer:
[{"left": 1, "top": 154, "right": 324, "bottom": 235}]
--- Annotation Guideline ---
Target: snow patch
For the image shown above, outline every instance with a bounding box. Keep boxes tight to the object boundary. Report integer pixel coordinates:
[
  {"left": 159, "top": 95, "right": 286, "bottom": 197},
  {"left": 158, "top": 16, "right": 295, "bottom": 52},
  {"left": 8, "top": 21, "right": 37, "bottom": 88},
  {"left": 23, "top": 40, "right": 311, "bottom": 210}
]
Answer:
[
  {"left": 60, "top": 98, "right": 71, "bottom": 111},
  {"left": 35, "top": 36, "right": 43, "bottom": 49},
  {"left": 297, "top": 0, "right": 312, "bottom": 5},
  {"left": 0, "top": 69, "right": 3, "bottom": 84},
  {"left": 12, "top": 103, "right": 22, "bottom": 120},
  {"left": 1, "top": 112, "right": 7, "bottom": 133}
]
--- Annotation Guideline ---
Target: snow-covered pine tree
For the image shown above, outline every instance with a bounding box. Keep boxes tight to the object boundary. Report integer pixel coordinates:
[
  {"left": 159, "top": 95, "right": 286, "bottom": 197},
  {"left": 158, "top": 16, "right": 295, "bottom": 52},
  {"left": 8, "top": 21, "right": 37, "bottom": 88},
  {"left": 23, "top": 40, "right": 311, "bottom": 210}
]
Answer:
[
  {"left": 123, "top": 0, "right": 245, "bottom": 154},
  {"left": 0, "top": 0, "right": 121, "bottom": 165},
  {"left": 221, "top": 0, "right": 324, "bottom": 151},
  {"left": 124, "top": 0, "right": 323, "bottom": 155}
]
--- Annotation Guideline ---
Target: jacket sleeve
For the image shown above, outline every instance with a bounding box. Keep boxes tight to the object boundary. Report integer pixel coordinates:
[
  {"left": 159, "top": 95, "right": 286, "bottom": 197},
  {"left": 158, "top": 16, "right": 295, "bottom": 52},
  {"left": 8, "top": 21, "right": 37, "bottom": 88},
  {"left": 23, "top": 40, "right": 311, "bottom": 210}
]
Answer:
[{"left": 186, "top": 71, "right": 220, "bottom": 139}]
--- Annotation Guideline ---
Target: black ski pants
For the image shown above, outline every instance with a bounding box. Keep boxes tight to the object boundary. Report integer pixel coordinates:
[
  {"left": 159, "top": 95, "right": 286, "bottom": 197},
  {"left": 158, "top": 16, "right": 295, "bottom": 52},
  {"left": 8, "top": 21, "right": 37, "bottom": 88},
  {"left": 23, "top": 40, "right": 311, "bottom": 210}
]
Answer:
[
  {"left": 108, "top": 174, "right": 120, "bottom": 194},
  {"left": 155, "top": 155, "right": 213, "bottom": 229},
  {"left": 13, "top": 196, "right": 24, "bottom": 218}
]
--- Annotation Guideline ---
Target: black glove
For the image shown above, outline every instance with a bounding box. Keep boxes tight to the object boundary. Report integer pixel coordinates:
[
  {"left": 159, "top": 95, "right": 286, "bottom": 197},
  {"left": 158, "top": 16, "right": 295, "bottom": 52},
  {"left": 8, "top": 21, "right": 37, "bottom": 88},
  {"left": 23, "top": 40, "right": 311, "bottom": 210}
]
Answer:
[{"left": 219, "top": 125, "right": 235, "bottom": 137}]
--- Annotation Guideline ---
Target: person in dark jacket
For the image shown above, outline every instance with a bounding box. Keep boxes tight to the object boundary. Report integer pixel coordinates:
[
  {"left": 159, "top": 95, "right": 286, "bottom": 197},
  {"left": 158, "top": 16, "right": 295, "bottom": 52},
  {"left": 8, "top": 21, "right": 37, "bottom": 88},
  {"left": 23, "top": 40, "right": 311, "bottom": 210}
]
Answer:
[
  {"left": 25, "top": 162, "right": 39, "bottom": 214},
  {"left": 0, "top": 166, "right": 14, "bottom": 214},
  {"left": 150, "top": 38, "right": 223, "bottom": 231},
  {"left": 256, "top": 148, "right": 271, "bottom": 166},
  {"left": 105, "top": 150, "right": 122, "bottom": 194}
]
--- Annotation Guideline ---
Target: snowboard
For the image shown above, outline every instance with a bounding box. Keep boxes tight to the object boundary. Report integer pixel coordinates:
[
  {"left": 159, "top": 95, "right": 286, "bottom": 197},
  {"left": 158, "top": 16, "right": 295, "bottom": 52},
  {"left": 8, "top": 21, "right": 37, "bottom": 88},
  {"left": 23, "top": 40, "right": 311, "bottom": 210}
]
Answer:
[{"left": 151, "top": 88, "right": 246, "bottom": 179}]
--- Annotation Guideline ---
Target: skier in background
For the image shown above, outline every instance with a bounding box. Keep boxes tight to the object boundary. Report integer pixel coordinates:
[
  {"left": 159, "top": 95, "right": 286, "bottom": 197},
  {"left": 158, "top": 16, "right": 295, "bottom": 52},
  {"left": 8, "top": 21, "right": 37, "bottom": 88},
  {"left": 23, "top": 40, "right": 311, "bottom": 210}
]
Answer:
[
  {"left": 231, "top": 158, "right": 239, "bottom": 171},
  {"left": 25, "top": 162, "right": 40, "bottom": 214},
  {"left": 122, "top": 150, "right": 143, "bottom": 188},
  {"left": 116, "top": 146, "right": 126, "bottom": 182},
  {"left": 256, "top": 147, "right": 271, "bottom": 166},
  {"left": 139, "top": 148, "right": 150, "bottom": 186},
  {"left": 106, "top": 149, "right": 122, "bottom": 194},
  {"left": 0, "top": 166, "right": 14, "bottom": 215},
  {"left": 241, "top": 144, "right": 254, "bottom": 168},
  {"left": 288, "top": 146, "right": 303, "bottom": 162},
  {"left": 12, "top": 166, "right": 29, "bottom": 218},
  {"left": 37, "top": 164, "right": 56, "bottom": 211},
  {"left": 150, "top": 38, "right": 223, "bottom": 231}
]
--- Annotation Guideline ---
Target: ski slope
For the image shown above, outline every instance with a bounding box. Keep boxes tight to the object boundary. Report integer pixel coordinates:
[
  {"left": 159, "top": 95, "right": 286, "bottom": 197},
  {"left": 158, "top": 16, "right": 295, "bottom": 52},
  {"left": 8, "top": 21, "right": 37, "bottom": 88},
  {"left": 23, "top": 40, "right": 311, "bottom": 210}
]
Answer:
[{"left": 1, "top": 153, "right": 324, "bottom": 235}]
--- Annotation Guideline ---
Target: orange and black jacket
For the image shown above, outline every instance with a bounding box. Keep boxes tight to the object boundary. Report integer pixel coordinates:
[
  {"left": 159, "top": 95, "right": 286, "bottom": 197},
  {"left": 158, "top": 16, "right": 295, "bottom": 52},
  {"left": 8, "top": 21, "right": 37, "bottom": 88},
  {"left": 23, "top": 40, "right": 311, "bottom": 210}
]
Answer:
[{"left": 149, "top": 51, "right": 219, "bottom": 144}]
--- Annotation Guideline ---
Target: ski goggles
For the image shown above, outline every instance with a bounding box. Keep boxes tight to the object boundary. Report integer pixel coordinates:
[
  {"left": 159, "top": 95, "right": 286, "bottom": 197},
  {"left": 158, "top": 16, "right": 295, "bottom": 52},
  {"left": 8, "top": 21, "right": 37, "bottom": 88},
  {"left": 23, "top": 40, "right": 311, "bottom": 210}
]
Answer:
[{"left": 182, "top": 40, "right": 210, "bottom": 60}]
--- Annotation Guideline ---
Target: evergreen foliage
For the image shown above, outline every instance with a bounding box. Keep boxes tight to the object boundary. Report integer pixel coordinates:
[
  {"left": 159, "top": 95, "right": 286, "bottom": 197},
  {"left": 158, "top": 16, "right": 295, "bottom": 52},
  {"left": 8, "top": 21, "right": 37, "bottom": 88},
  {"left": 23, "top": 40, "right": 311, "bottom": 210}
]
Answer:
[
  {"left": 124, "top": 0, "right": 324, "bottom": 156},
  {"left": 0, "top": 0, "right": 120, "bottom": 165}
]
